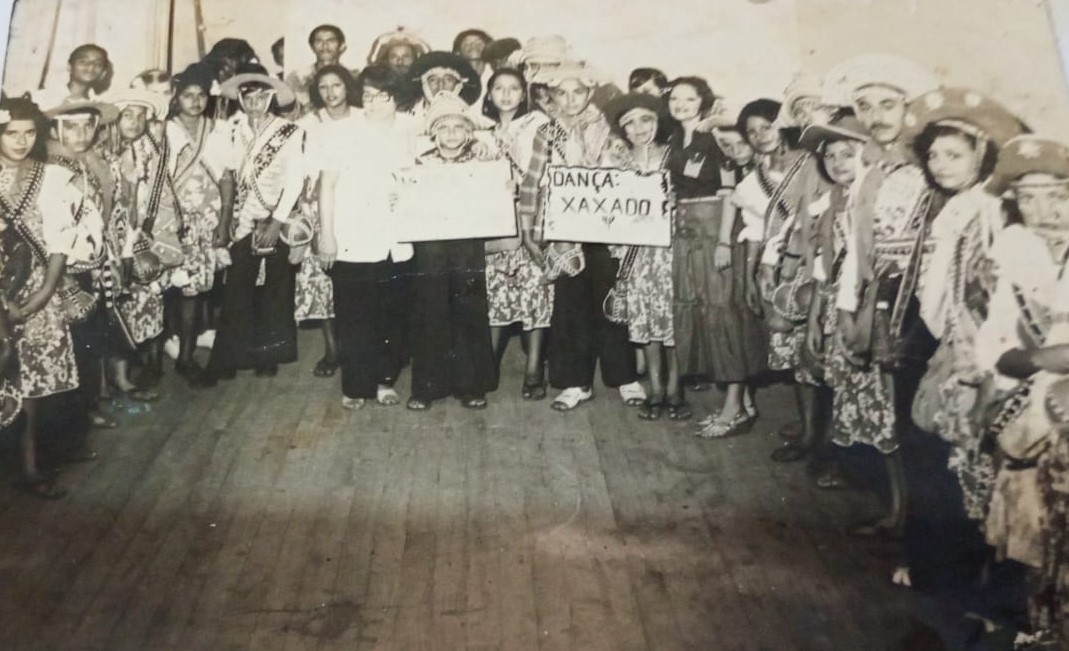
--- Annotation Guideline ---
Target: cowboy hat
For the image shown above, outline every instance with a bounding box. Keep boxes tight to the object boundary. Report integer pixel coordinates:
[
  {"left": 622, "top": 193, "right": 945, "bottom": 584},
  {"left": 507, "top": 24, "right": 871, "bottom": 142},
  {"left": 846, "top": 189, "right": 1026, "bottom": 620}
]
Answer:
[
  {"left": 987, "top": 135, "right": 1069, "bottom": 196},
  {"left": 900, "top": 87, "right": 1027, "bottom": 150},
  {"left": 799, "top": 114, "right": 870, "bottom": 152}
]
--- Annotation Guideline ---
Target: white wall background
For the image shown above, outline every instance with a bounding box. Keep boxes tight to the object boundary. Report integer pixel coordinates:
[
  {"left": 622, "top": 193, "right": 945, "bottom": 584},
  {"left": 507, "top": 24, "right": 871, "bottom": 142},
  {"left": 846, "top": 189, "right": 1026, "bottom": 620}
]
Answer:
[{"left": 0, "top": 0, "right": 1066, "bottom": 134}]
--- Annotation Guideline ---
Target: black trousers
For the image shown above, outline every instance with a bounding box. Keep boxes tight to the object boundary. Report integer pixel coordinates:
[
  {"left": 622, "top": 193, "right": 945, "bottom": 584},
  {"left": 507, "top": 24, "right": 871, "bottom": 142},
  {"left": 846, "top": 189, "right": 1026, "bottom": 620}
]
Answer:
[
  {"left": 548, "top": 243, "right": 637, "bottom": 389},
  {"left": 332, "top": 259, "right": 411, "bottom": 399},
  {"left": 207, "top": 235, "right": 297, "bottom": 372},
  {"left": 408, "top": 240, "right": 497, "bottom": 401}
]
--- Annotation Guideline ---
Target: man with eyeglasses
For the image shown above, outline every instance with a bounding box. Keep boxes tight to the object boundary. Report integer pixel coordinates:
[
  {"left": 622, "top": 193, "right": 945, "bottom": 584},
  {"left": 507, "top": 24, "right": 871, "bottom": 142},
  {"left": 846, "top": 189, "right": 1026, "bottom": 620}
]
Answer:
[{"left": 197, "top": 64, "right": 305, "bottom": 386}]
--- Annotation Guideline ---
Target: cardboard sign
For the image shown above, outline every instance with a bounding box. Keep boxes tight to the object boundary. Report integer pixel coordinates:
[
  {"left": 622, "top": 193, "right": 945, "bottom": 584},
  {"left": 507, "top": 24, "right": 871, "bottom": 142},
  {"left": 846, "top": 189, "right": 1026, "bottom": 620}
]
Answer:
[
  {"left": 541, "top": 165, "right": 672, "bottom": 247},
  {"left": 393, "top": 159, "right": 517, "bottom": 242}
]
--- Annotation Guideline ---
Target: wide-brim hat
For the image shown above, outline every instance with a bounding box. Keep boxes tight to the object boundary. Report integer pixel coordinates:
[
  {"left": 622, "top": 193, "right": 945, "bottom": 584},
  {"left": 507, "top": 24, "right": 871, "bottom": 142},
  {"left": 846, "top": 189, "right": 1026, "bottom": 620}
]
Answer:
[
  {"left": 366, "top": 28, "right": 431, "bottom": 66},
  {"left": 105, "top": 89, "right": 168, "bottom": 119},
  {"left": 514, "top": 35, "right": 572, "bottom": 66},
  {"left": 822, "top": 53, "right": 939, "bottom": 107},
  {"left": 528, "top": 60, "right": 610, "bottom": 88},
  {"left": 45, "top": 99, "right": 119, "bottom": 124},
  {"left": 775, "top": 72, "right": 826, "bottom": 127},
  {"left": 901, "top": 87, "right": 1027, "bottom": 150},
  {"left": 604, "top": 93, "right": 663, "bottom": 129},
  {"left": 986, "top": 135, "right": 1069, "bottom": 196},
  {"left": 424, "top": 93, "right": 494, "bottom": 132},
  {"left": 408, "top": 51, "right": 482, "bottom": 105},
  {"left": 799, "top": 115, "right": 870, "bottom": 152},
  {"left": 219, "top": 63, "right": 295, "bottom": 106}
]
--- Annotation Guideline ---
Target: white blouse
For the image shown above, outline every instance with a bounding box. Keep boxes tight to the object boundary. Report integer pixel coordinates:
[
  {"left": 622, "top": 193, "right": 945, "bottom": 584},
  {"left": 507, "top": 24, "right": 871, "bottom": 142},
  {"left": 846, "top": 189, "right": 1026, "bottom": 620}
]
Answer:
[
  {"left": 975, "top": 224, "right": 1069, "bottom": 391},
  {"left": 319, "top": 111, "right": 420, "bottom": 263}
]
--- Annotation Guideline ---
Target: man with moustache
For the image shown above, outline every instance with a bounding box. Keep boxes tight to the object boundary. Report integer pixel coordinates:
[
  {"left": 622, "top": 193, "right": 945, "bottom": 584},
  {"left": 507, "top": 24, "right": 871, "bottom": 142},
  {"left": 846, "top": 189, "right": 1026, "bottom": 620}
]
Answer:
[
  {"left": 285, "top": 24, "right": 349, "bottom": 116},
  {"left": 820, "top": 54, "right": 940, "bottom": 539}
]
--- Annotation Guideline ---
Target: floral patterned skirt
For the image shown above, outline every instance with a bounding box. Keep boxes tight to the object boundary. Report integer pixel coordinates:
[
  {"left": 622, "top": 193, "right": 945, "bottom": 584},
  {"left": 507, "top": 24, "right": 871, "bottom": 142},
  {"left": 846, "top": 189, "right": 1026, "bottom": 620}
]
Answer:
[
  {"left": 826, "top": 303, "right": 898, "bottom": 454},
  {"left": 295, "top": 260, "right": 334, "bottom": 321},
  {"left": 485, "top": 247, "right": 553, "bottom": 330},
  {"left": 15, "top": 266, "right": 78, "bottom": 399},
  {"left": 626, "top": 244, "right": 673, "bottom": 346}
]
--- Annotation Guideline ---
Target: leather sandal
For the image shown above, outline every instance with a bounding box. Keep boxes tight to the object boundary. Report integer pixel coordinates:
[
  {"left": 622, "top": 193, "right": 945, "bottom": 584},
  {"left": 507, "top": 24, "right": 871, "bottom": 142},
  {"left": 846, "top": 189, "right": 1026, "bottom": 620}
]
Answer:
[
  {"left": 637, "top": 399, "right": 664, "bottom": 421},
  {"left": 696, "top": 410, "right": 756, "bottom": 439},
  {"left": 459, "top": 395, "right": 488, "bottom": 410},
  {"left": 666, "top": 398, "right": 692, "bottom": 421},
  {"left": 312, "top": 357, "right": 339, "bottom": 378}
]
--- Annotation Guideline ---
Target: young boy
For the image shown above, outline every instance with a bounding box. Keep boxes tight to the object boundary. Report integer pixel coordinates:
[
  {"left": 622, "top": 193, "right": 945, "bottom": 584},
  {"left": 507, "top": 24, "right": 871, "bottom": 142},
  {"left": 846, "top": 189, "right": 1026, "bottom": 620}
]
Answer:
[{"left": 405, "top": 94, "right": 499, "bottom": 410}]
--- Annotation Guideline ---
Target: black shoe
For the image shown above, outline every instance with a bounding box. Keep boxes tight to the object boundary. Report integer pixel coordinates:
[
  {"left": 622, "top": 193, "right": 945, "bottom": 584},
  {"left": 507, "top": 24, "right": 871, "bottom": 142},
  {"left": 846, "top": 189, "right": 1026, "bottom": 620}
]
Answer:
[{"left": 254, "top": 365, "right": 278, "bottom": 378}]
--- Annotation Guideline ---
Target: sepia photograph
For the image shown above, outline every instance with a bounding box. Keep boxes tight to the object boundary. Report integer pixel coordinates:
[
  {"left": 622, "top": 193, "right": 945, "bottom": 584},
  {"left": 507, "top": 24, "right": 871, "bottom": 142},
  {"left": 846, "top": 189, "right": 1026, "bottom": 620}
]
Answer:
[{"left": 0, "top": 0, "right": 1068, "bottom": 649}]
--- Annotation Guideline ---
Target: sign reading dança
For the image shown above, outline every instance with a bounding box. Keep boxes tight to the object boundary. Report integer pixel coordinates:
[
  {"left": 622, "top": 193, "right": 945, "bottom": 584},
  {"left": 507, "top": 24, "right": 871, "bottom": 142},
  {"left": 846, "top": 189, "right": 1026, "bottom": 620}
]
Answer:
[
  {"left": 541, "top": 165, "right": 672, "bottom": 247},
  {"left": 393, "top": 159, "right": 517, "bottom": 242}
]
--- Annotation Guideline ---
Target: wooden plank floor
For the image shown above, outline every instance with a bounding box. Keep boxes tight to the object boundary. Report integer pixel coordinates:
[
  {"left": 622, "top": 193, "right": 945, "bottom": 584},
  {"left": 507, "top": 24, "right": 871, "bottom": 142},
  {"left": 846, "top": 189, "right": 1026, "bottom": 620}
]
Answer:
[{"left": 0, "top": 329, "right": 912, "bottom": 651}]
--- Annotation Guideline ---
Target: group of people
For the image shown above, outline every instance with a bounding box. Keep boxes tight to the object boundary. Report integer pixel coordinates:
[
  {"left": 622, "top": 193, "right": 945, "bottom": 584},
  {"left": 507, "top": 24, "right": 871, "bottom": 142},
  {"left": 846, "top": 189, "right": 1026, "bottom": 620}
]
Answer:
[{"left": 0, "top": 22, "right": 1067, "bottom": 649}]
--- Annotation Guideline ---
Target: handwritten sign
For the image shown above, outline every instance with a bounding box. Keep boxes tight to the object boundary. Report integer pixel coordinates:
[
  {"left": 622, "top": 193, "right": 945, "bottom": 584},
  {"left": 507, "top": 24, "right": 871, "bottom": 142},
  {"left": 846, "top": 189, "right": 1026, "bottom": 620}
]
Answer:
[
  {"left": 394, "top": 159, "right": 517, "bottom": 242},
  {"left": 542, "top": 165, "right": 672, "bottom": 247}
]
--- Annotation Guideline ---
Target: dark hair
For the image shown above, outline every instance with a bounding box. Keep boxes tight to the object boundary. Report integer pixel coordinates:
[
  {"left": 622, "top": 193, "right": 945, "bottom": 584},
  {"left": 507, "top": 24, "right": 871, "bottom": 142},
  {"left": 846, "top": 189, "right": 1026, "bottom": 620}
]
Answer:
[
  {"left": 133, "top": 68, "right": 170, "bottom": 89},
  {"left": 528, "top": 83, "right": 551, "bottom": 114},
  {"left": 308, "top": 65, "right": 358, "bottom": 109},
  {"left": 0, "top": 95, "right": 48, "bottom": 162},
  {"left": 308, "top": 24, "right": 345, "bottom": 47},
  {"left": 481, "top": 69, "right": 529, "bottom": 123},
  {"left": 913, "top": 123, "right": 999, "bottom": 190},
  {"left": 814, "top": 137, "right": 862, "bottom": 185},
  {"left": 452, "top": 29, "right": 492, "bottom": 54},
  {"left": 483, "top": 38, "right": 521, "bottom": 64},
  {"left": 736, "top": 98, "right": 781, "bottom": 144},
  {"left": 609, "top": 105, "right": 670, "bottom": 146},
  {"left": 353, "top": 64, "right": 404, "bottom": 108},
  {"left": 628, "top": 68, "right": 668, "bottom": 94},
  {"left": 205, "top": 38, "right": 259, "bottom": 71},
  {"left": 67, "top": 43, "right": 113, "bottom": 94},
  {"left": 665, "top": 76, "right": 716, "bottom": 120},
  {"left": 271, "top": 38, "right": 284, "bottom": 60}
]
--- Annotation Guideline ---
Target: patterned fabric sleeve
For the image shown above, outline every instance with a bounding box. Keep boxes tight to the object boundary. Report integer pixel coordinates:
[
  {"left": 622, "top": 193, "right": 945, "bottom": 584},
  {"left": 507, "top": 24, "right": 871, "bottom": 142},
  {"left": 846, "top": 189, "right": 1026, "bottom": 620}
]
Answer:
[
  {"left": 517, "top": 126, "right": 551, "bottom": 230},
  {"left": 38, "top": 165, "right": 80, "bottom": 256}
]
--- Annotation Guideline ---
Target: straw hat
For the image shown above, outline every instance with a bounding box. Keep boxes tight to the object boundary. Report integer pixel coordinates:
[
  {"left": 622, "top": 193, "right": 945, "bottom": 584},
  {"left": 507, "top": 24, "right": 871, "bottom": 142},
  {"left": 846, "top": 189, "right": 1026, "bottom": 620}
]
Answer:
[
  {"left": 106, "top": 89, "right": 168, "bottom": 119},
  {"left": 219, "top": 63, "right": 295, "bottom": 106},
  {"left": 45, "top": 98, "right": 119, "bottom": 124},
  {"left": 424, "top": 93, "right": 493, "bottom": 132},
  {"left": 527, "top": 60, "right": 610, "bottom": 88},
  {"left": 823, "top": 53, "right": 939, "bottom": 107}
]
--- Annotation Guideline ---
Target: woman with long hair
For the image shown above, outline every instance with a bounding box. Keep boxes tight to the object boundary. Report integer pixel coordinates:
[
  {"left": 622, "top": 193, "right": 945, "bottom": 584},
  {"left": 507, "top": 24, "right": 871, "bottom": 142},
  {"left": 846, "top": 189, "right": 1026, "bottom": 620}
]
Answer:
[
  {"left": 0, "top": 94, "right": 86, "bottom": 499},
  {"left": 480, "top": 68, "right": 553, "bottom": 399}
]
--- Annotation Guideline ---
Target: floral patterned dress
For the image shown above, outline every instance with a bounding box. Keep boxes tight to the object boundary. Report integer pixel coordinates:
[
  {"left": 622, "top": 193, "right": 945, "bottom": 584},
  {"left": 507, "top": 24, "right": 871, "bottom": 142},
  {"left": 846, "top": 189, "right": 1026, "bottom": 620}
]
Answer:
[
  {"left": 107, "top": 137, "right": 165, "bottom": 345},
  {"left": 830, "top": 163, "right": 934, "bottom": 454},
  {"left": 167, "top": 118, "right": 226, "bottom": 297},
  {"left": 617, "top": 145, "right": 673, "bottom": 346},
  {"left": 0, "top": 162, "right": 80, "bottom": 398},
  {"left": 293, "top": 110, "right": 337, "bottom": 322},
  {"left": 485, "top": 111, "right": 554, "bottom": 330}
]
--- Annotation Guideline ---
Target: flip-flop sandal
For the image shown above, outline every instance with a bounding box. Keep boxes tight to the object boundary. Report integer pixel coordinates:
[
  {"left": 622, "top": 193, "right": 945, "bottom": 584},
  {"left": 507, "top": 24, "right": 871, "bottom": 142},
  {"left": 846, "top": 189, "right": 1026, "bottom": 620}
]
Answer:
[
  {"left": 459, "top": 396, "right": 487, "bottom": 410},
  {"left": 376, "top": 386, "right": 400, "bottom": 406},
  {"left": 313, "top": 358, "right": 339, "bottom": 378},
  {"left": 14, "top": 476, "right": 67, "bottom": 500},
  {"left": 406, "top": 398, "right": 431, "bottom": 411}
]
